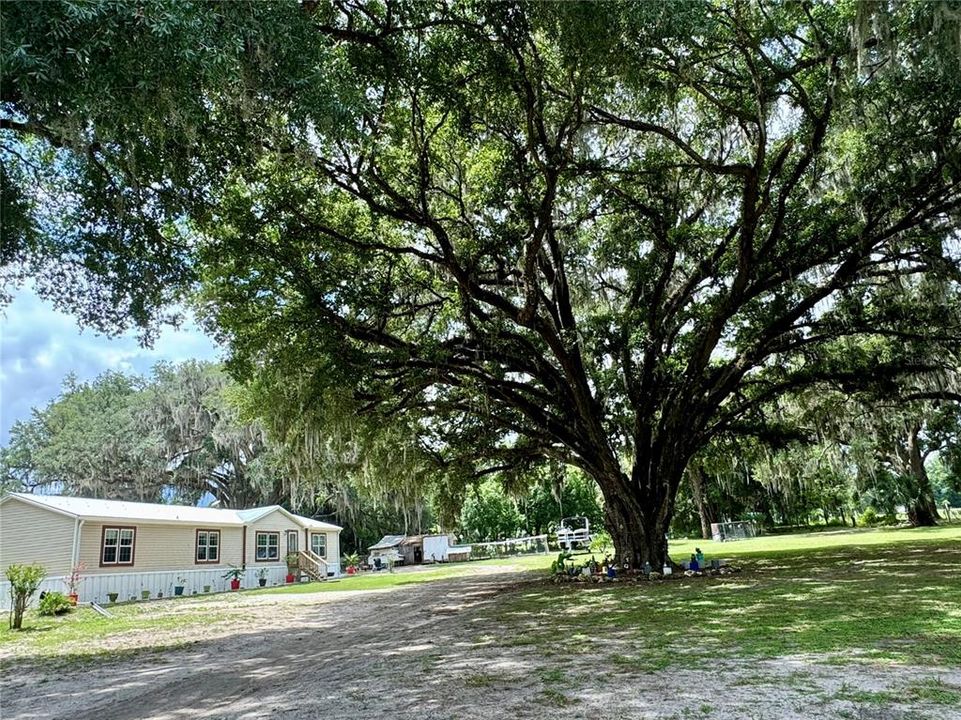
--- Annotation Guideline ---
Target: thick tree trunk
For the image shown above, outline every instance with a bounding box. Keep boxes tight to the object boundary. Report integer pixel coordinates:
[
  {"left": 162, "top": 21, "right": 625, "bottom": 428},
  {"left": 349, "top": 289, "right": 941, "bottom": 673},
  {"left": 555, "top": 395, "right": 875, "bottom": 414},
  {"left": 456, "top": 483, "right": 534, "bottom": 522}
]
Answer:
[
  {"left": 905, "top": 424, "right": 940, "bottom": 527},
  {"left": 605, "top": 496, "right": 672, "bottom": 569},
  {"left": 908, "top": 481, "right": 941, "bottom": 526},
  {"left": 598, "top": 456, "right": 683, "bottom": 570}
]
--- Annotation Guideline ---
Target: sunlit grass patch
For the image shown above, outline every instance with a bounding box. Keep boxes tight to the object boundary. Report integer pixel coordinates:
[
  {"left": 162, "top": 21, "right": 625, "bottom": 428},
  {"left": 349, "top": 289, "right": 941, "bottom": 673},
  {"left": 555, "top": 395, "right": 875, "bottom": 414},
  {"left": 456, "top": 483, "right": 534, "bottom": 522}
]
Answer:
[
  {"left": 481, "top": 528, "right": 961, "bottom": 670},
  {"left": 0, "top": 599, "right": 227, "bottom": 669},
  {"left": 834, "top": 682, "right": 895, "bottom": 705},
  {"left": 902, "top": 678, "right": 961, "bottom": 706},
  {"left": 464, "top": 671, "right": 501, "bottom": 688}
]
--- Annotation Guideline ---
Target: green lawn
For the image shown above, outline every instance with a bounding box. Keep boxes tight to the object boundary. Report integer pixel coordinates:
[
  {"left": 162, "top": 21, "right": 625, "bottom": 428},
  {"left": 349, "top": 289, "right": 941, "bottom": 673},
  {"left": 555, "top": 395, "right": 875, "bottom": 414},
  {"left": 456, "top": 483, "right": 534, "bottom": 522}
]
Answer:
[
  {"left": 0, "top": 601, "right": 233, "bottom": 667},
  {"left": 479, "top": 524, "right": 961, "bottom": 669},
  {"left": 253, "top": 523, "right": 961, "bottom": 595},
  {"left": 666, "top": 523, "right": 961, "bottom": 560},
  {"left": 248, "top": 562, "right": 488, "bottom": 594},
  {"left": 2, "top": 524, "right": 958, "bottom": 673}
]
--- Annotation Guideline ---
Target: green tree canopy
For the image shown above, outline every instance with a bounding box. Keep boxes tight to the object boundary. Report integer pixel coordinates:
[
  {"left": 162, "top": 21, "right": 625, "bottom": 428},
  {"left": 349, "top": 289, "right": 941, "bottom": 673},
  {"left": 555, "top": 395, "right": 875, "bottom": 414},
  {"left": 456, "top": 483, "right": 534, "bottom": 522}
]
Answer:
[
  {"left": 1, "top": 372, "right": 159, "bottom": 499},
  {"left": 2, "top": 1, "right": 960, "bottom": 565}
]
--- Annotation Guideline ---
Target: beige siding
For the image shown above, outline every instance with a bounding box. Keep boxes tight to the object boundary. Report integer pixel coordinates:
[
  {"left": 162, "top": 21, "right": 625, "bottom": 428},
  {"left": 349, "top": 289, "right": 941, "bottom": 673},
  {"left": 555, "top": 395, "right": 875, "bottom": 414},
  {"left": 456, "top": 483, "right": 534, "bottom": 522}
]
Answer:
[
  {"left": 0, "top": 498, "right": 76, "bottom": 576},
  {"left": 78, "top": 522, "right": 243, "bottom": 574},
  {"left": 320, "top": 530, "right": 341, "bottom": 563},
  {"left": 329, "top": 531, "right": 340, "bottom": 563},
  {"left": 244, "top": 510, "right": 304, "bottom": 566},
  {"left": 304, "top": 527, "right": 341, "bottom": 575},
  {"left": 326, "top": 531, "right": 341, "bottom": 573}
]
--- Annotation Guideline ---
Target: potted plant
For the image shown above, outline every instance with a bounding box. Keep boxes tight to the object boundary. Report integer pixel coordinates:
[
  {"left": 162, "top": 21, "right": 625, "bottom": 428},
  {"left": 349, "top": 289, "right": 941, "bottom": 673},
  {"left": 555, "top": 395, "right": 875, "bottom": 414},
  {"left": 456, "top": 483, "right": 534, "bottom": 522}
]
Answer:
[
  {"left": 343, "top": 553, "right": 360, "bottom": 575},
  {"left": 107, "top": 592, "right": 119, "bottom": 603},
  {"left": 64, "top": 561, "right": 85, "bottom": 605},
  {"left": 285, "top": 553, "right": 298, "bottom": 583},
  {"left": 222, "top": 565, "right": 244, "bottom": 591},
  {"left": 173, "top": 576, "right": 187, "bottom": 596},
  {"left": 256, "top": 568, "right": 269, "bottom": 587}
]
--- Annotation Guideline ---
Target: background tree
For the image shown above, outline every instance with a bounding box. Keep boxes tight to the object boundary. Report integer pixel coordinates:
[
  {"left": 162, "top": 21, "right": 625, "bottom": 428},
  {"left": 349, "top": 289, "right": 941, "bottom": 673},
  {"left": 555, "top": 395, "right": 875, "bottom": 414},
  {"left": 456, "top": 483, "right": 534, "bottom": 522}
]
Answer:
[
  {"left": 787, "top": 390, "right": 961, "bottom": 526},
  {"left": 1, "top": 372, "right": 162, "bottom": 500},
  {"left": 2, "top": 2, "right": 960, "bottom": 566},
  {"left": 522, "top": 467, "right": 604, "bottom": 537},
  {"left": 139, "top": 361, "right": 270, "bottom": 507},
  {"left": 0, "top": 362, "right": 448, "bottom": 552},
  {"left": 459, "top": 479, "right": 527, "bottom": 543}
]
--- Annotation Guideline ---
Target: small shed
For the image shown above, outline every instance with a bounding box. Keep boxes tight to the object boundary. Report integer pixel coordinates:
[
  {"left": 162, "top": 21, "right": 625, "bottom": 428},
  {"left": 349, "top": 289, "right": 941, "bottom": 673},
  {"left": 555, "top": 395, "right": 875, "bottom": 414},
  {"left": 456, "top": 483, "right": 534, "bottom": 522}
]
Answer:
[
  {"left": 398, "top": 535, "right": 424, "bottom": 565},
  {"left": 367, "top": 535, "right": 405, "bottom": 566}
]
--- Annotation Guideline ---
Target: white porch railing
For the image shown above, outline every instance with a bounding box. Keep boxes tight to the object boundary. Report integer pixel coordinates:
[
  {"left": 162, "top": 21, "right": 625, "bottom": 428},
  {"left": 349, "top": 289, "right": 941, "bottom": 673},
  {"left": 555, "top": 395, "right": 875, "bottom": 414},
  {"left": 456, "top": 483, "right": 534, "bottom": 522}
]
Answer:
[{"left": 298, "top": 549, "right": 329, "bottom": 581}]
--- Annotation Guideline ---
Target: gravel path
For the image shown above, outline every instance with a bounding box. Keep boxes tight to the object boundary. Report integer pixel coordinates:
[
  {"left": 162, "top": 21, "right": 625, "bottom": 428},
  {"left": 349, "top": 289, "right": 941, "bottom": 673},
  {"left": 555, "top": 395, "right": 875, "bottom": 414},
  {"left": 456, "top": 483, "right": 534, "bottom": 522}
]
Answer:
[{"left": 1, "top": 565, "right": 958, "bottom": 720}]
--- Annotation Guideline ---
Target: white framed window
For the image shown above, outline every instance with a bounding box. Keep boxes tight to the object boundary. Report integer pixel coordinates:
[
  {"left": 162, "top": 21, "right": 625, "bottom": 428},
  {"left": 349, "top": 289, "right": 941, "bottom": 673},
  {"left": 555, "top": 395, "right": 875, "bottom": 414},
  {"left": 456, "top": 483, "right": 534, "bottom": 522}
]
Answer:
[
  {"left": 101, "top": 527, "right": 135, "bottom": 566},
  {"left": 196, "top": 530, "right": 221, "bottom": 563},
  {"left": 311, "top": 532, "right": 327, "bottom": 558},
  {"left": 255, "top": 531, "right": 279, "bottom": 561}
]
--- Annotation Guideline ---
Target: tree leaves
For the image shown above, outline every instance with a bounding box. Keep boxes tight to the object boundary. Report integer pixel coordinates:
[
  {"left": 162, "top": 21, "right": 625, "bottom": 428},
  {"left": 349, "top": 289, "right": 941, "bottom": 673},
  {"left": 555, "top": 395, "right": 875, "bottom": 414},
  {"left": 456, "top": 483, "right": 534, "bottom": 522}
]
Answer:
[{"left": 3, "top": 2, "right": 960, "bottom": 559}]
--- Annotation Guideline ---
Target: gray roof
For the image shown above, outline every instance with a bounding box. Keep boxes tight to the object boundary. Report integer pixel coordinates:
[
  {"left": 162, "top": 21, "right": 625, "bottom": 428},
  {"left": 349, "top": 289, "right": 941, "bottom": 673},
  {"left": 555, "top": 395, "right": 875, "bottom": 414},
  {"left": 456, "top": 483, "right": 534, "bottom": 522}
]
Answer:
[{"left": 368, "top": 535, "right": 407, "bottom": 550}]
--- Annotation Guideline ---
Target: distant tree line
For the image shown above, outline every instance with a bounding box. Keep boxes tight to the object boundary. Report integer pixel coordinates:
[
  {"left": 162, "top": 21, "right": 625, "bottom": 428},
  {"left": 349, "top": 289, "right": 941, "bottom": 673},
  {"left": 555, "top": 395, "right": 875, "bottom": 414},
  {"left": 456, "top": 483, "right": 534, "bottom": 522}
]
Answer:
[{"left": 3, "top": 361, "right": 958, "bottom": 555}]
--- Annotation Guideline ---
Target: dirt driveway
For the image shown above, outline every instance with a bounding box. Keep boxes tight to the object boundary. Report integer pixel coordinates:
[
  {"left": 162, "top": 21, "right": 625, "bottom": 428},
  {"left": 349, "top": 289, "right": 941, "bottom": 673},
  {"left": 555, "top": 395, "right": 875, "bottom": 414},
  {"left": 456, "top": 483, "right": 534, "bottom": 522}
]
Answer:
[{"left": 2, "top": 565, "right": 959, "bottom": 720}]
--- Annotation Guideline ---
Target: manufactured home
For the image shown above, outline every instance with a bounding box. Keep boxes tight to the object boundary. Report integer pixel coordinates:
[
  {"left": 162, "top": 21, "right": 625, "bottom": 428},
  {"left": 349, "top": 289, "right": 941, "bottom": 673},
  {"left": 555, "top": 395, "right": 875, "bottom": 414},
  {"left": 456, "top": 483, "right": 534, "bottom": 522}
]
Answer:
[{"left": 0, "top": 493, "right": 342, "bottom": 607}]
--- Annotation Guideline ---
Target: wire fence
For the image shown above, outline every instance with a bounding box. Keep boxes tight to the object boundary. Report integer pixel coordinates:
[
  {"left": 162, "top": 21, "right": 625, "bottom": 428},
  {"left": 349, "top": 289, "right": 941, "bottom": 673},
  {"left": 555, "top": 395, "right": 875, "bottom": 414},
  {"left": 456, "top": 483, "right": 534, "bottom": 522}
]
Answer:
[{"left": 467, "top": 534, "right": 553, "bottom": 560}]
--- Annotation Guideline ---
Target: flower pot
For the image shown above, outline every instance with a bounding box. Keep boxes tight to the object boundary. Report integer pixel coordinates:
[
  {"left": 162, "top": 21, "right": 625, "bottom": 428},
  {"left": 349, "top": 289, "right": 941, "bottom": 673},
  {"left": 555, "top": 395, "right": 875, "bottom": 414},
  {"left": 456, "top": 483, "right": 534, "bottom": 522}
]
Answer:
[
  {"left": 67, "top": 593, "right": 79, "bottom": 606},
  {"left": 346, "top": 566, "right": 356, "bottom": 575},
  {"left": 107, "top": 593, "right": 119, "bottom": 603},
  {"left": 174, "top": 586, "right": 185, "bottom": 596},
  {"left": 230, "top": 578, "right": 241, "bottom": 591},
  {"left": 141, "top": 590, "right": 151, "bottom": 600},
  {"left": 258, "top": 578, "right": 267, "bottom": 587},
  {"left": 285, "top": 574, "right": 295, "bottom": 584}
]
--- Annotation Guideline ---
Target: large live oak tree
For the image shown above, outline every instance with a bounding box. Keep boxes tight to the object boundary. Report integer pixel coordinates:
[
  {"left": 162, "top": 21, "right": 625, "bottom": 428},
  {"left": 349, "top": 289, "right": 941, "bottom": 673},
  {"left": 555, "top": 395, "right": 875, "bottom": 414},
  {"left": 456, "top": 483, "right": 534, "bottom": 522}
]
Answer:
[{"left": 3, "top": 1, "right": 960, "bottom": 566}]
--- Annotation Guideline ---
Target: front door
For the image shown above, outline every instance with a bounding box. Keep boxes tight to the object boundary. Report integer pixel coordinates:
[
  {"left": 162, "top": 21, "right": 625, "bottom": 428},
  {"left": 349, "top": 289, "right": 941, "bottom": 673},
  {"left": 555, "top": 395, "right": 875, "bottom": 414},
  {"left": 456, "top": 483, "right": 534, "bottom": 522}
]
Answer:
[{"left": 287, "top": 530, "right": 299, "bottom": 555}]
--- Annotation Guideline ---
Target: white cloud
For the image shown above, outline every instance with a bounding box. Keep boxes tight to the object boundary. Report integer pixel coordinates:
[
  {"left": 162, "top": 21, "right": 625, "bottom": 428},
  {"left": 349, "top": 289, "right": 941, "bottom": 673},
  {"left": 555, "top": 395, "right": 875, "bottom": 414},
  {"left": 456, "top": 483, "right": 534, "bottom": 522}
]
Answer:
[{"left": 0, "top": 285, "right": 222, "bottom": 443}]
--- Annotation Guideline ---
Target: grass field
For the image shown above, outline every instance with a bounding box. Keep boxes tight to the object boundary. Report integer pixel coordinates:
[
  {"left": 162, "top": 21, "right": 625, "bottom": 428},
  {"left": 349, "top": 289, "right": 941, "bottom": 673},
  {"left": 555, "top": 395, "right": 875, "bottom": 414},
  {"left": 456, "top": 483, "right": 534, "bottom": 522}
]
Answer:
[
  {"left": 2, "top": 524, "right": 959, "bottom": 670},
  {"left": 2, "top": 524, "right": 959, "bottom": 719},
  {"left": 258, "top": 522, "right": 961, "bottom": 595},
  {"left": 483, "top": 525, "right": 961, "bottom": 668}
]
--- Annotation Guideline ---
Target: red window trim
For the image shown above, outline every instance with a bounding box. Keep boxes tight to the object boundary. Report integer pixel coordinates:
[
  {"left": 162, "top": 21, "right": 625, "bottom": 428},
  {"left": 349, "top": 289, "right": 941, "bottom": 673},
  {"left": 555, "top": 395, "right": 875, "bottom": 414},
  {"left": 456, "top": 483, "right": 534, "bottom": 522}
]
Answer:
[
  {"left": 100, "top": 525, "right": 137, "bottom": 567},
  {"left": 194, "top": 528, "right": 222, "bottom": 565},
  {"left": 254, "top": 531, "right": 280, "bottom": 563}
]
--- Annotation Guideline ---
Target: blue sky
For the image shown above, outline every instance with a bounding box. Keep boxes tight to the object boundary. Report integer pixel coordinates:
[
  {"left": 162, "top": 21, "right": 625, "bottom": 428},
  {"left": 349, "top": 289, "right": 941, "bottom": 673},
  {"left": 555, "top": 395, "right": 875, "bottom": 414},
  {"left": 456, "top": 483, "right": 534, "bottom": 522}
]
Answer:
[{"left": 0, "top": 285, "right": 221, "bottom": 445}]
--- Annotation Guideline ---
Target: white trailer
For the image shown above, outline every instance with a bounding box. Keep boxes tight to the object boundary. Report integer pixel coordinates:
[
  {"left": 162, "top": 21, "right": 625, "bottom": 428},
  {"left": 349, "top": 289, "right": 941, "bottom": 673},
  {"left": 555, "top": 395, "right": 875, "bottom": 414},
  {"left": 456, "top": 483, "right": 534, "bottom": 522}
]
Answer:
[{"left": 422, "top": 534, "right": 452, "bottom": 563}]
